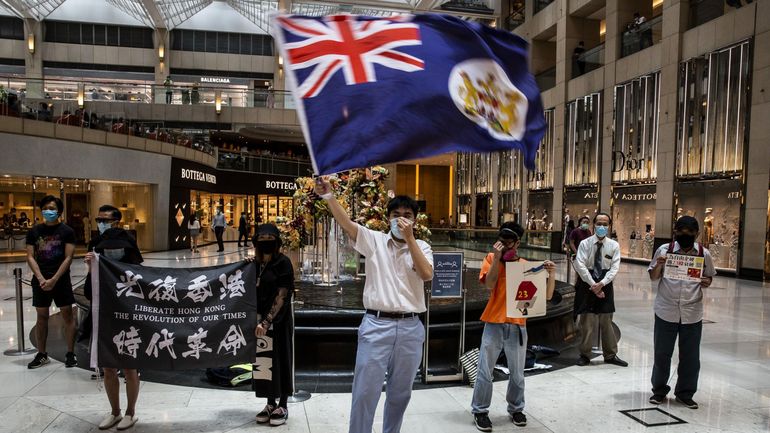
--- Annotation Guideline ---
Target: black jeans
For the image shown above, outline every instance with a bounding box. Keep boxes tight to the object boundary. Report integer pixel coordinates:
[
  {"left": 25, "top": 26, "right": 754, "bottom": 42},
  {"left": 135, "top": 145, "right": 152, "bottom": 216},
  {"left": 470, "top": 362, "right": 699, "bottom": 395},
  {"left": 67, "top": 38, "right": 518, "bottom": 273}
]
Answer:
[
  {"left": 651, "top": 315, "right": 702, "bottom": 399},
  {"left": 214, "top": 226, "right": 225, "bottom": 251},
  {"left": 238, "top": 230, "right": 249, "bottom": 246}
]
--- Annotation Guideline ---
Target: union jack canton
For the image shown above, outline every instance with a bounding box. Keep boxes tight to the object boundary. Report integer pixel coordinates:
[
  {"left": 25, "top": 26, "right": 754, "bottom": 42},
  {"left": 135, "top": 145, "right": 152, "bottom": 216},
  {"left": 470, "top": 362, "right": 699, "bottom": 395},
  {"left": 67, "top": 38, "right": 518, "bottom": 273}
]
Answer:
[{"left": 277, "top": 15, "right": 424, "bottom": 98}]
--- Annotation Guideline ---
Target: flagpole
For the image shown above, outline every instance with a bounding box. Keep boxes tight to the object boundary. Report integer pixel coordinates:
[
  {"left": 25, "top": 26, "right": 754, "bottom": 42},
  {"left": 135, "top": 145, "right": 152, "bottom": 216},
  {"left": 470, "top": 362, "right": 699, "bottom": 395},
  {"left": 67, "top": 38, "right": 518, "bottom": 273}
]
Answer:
[{"left": 287, "top": 297, "right": 311, "bottom": 403}]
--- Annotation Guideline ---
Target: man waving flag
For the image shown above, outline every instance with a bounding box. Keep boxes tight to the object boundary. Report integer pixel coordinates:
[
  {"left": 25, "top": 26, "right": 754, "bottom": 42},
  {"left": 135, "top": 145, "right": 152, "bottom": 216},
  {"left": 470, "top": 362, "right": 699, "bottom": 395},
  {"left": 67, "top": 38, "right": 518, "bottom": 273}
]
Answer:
[{"left": 273, "top": 13, "right": 546, "bottom": 175}]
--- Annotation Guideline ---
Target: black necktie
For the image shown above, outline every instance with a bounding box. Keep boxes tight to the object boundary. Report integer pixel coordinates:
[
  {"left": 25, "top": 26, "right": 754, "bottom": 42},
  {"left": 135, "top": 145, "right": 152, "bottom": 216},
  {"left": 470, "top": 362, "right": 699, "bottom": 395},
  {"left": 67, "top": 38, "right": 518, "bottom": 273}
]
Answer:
[{"left": 592, "top": 241, "right": 603, "bottom": 281}]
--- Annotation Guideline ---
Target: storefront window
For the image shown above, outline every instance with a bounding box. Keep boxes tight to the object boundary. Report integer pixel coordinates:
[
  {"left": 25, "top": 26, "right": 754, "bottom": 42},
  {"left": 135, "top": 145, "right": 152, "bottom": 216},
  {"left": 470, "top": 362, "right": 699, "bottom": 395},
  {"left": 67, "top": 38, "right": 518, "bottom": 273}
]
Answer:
[
  {"left": 455, "top": 153, "right": 473, "bottom": 196},
  {"left": 498, "top": 150, "right": 522, "bottom": 224},
  {"left": 526, "top": 191, "right": 553, "bottom": 231},
  {"left": 611, "top": 184, "right": 657, "bottom": 260},
  {"left": 564, "top": 187, "right": 599, "bottom": 230},
  {"left": 257, "top": 194, "right": 294, "bottom": 224},
  {"left": 527, "top": 109, "right": 555, "bottom": 190},
  {"left": 0, "top": 176, "right": 154, "bottom": 258},
  {"left": 190, "top": 191, "right": 256, "bottom": 243},
  {"left": 677, "top": 40, "right": 750, "bottom": 177},
  {"left": 457, "top": 195, "right": 471, "bottom": 227},
  {"left": 565, "top": 93, "right": 602, "bottom": 186},
  {"left": 676, "top": 179, "right": 741, "bottom": 271},
  {"left": 613, "top": 72, "right": 660, "bottom": 183}
]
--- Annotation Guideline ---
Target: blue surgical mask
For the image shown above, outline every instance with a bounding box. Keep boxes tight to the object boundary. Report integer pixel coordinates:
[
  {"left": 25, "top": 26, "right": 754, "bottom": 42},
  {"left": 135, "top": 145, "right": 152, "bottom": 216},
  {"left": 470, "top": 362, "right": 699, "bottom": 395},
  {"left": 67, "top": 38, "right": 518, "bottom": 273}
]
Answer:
[
  {"left": 595, "top": 225, "right": 608, "bottom": 238},
  {"left": 390, "top": 218, "right": 403, "bottom": 240},
  {"left": 42, "top": 210, "right": 58, "bottom": 223},
  {"left": 97, "top": 222, "right": 112, "bottom": 234},
  {"left": 581, "top": 223, "right": 590, "bottom": 230}
]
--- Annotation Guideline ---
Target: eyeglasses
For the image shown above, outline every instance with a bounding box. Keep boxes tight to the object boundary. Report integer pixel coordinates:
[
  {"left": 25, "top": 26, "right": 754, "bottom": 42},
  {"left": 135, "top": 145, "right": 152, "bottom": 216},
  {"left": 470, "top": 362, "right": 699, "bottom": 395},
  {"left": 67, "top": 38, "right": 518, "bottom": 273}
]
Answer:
[{"left": 95, "top": 218, "right": 116, "bottom": 223}]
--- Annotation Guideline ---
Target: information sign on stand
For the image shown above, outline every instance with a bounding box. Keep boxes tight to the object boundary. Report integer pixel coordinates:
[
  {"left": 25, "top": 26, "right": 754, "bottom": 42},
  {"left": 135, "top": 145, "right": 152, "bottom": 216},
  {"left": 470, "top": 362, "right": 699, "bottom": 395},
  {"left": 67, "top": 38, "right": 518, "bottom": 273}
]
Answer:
[
  {"left": 423, "top": 252, "right": 466, "bottom": 383},
  {"left": 431, "top": 252, "right": 464, "bottom": 298}
]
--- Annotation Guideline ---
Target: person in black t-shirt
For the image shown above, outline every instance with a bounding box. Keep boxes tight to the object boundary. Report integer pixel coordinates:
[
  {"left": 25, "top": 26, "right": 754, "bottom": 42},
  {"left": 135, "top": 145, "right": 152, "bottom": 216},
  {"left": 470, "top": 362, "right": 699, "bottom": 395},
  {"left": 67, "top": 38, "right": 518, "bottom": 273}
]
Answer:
[
  {"left": 84, "top": 204, "right": 144, "bottom": 431},
  {"left": 238, "top": 212, "right": 250, "bottom": 247},
  {"left": 25, "top": 195, "right": 77, "bottom": 369},
  {"left": 247, "top": 224, "right": 294, "bottom": 427}
]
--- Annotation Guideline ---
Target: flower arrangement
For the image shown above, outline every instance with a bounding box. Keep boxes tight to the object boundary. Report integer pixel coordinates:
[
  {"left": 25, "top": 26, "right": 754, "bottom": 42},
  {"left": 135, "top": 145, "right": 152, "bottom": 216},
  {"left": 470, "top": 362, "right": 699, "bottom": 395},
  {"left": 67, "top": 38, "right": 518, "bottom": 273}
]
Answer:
[{"left": 279, "top": 166, "right": 431, "bottom": 250}]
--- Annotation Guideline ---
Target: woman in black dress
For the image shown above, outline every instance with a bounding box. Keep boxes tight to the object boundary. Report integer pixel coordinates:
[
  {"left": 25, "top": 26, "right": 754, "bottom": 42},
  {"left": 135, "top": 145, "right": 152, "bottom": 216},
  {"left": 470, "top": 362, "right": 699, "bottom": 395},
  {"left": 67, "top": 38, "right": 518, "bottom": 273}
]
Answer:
[{"left": 249, "top": 224, "right": 294, "bottom": 426}]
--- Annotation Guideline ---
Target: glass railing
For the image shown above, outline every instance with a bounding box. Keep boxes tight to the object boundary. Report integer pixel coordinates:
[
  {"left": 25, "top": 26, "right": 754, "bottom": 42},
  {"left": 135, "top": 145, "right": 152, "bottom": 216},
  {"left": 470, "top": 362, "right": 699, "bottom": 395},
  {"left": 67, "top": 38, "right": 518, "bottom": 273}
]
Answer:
[
  {"left": 621, "top": 15, "right": 663, "bottom": 58},
  {"left": 218, "top": 151, "right": 313, "bottom": 177},
  {"left": 0, "top": 76, "right": 295, "bottom": 109},
  {"left": 535, "top": 67, "right": 556, "bottom": 91},
  {"left": 534, "top": 0, "right": 555, "bottom": 14},
  {"left": 429, "top": 228, "right": 559, "bottom": 258},
  {"left": 0, "top": 95, "right": 217, "bottom": 154},
  {"left": 572, "top": 43, "right": 604, "bottom": 79}
]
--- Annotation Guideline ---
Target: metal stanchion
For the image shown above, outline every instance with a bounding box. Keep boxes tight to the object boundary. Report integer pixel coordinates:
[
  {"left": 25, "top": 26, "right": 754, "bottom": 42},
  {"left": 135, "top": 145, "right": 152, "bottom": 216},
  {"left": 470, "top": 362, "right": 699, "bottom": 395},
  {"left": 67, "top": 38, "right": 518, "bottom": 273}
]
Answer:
[
  {"left": 287, "top": 298, "right": 311, "bottom": 403},
  {"left": 4, "top": 268, "right": 37, "bottom": 356}
]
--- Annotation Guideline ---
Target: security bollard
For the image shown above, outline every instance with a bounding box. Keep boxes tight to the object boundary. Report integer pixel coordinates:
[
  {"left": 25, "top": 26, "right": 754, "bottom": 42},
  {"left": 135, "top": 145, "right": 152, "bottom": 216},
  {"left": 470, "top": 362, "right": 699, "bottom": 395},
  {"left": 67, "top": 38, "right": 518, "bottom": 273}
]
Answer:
[{"left": 4, "top": 268, "right": 38, "bottom": 356}]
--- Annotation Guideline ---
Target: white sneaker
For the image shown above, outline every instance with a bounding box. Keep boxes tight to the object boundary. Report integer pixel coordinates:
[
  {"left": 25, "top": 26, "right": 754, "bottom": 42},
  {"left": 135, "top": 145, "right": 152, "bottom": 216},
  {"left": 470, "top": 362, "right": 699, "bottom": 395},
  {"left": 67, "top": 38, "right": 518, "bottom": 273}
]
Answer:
[
  {"left": 116, "top": 415, "right": 138, "bottom": 430},
  {"left": 98, "top": 414, "right": 122, "bottom": 430}
]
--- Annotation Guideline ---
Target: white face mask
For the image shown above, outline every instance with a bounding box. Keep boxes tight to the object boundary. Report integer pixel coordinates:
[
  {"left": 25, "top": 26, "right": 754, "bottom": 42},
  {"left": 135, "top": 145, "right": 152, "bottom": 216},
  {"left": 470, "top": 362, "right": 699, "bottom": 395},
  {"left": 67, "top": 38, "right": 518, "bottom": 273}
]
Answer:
[{"left": 390, "top": 218, "right": 403, "bottom": 240}]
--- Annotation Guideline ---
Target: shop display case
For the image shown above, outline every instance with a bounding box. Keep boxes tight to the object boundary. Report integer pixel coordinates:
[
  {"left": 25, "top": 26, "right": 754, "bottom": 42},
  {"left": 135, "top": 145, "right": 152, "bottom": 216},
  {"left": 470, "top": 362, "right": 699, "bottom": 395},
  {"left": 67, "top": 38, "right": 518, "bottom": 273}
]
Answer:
[{"left": 676, "top": 179, "right": 742, "bottom": 270}]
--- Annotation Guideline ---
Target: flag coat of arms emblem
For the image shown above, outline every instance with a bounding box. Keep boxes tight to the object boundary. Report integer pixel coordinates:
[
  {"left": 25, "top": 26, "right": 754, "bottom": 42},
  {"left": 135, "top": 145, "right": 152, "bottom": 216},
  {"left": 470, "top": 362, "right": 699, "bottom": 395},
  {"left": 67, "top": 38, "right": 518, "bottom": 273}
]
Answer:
[{"left": 273, "top": 13, "right": 546, "bottom": 175}]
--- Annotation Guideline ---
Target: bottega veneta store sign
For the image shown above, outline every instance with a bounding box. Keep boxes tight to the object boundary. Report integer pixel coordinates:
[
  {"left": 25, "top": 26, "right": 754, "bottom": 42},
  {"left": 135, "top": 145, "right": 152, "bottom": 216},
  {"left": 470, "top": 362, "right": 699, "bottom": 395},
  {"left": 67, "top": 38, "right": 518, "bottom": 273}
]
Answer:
[
  {"left": 265, "top": 180, "right": 298, "bottom": 191},
  {"left": 581, "top": 191, "right": 657, "bottom": 201},
  {"left": 172, "top": 158, "right": 298, "bottom": 195},
  {"left": 181, "top": 168, "right": 217, "bottom": 185}
]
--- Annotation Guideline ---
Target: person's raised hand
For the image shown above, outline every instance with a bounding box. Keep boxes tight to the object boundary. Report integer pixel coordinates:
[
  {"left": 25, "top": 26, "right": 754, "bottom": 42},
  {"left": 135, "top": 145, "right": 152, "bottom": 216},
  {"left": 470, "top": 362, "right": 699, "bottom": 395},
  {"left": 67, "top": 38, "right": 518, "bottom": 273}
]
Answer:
[
  {"left": 313, "top": 176, "right": 332, "bottom": 198},
  {"left": 543, "top": 260, "right": 556, "bottom": 275},
  {"left": 398, "top": 218, "right": 415, "bottom": 241},
  {"left": 492, "top": 241, "right": 505, "bottom": 257}
]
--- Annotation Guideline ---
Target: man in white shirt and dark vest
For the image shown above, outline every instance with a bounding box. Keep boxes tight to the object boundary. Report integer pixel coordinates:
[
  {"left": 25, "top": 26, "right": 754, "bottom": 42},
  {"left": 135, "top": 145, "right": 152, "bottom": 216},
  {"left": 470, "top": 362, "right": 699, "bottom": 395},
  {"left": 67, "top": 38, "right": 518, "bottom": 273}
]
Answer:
[
  {"left": 573, "top": 212, "right": 628, "bottom": 367},
  {"left": 314, "top": 177, "right": 433, "bottom": 433},
  {"left": 647, "top": 215, "right": 715, "bottom": 409}
]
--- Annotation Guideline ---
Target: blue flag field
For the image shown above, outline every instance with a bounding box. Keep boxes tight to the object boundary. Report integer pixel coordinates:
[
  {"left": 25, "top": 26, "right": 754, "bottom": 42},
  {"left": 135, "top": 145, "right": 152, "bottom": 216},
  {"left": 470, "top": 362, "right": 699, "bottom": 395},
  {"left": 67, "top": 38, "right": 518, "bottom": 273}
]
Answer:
[{"left": 272, "top": 13, "right": 546, "bottom": 175}]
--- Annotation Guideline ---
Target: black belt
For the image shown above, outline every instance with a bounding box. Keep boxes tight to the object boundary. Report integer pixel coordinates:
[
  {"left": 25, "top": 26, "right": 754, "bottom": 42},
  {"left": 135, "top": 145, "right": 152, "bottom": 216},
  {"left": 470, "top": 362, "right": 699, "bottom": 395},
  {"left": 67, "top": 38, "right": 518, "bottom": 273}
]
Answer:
[{"left": 366, "top": 309, "right": 418, "bottom": 319}]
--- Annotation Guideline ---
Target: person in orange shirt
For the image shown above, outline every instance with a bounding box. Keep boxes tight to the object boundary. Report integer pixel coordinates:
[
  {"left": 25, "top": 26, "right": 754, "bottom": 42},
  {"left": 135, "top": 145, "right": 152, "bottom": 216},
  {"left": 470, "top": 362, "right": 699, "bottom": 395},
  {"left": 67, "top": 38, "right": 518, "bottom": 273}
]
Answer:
[{"left": 471, "top": 222, "right": 556, "bottom": 432}]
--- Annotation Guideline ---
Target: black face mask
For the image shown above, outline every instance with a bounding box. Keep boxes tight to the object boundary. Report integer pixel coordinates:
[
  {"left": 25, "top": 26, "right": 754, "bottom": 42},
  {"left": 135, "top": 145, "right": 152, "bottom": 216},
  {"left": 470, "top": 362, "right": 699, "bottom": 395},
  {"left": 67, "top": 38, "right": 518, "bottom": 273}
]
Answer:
[
  {"left": 258, "top": 240, "right": 276, "bottom": 255},
  {"left": 676, "top": 233, "right": 696, "bottom": 249}
]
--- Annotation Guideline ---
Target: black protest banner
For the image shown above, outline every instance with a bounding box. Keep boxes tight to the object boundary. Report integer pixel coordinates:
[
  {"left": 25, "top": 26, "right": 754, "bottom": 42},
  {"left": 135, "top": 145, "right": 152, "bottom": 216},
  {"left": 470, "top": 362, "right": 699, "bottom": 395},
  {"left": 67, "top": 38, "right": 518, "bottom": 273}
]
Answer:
[
  {"left": 253, "top": 328, "right": 275, "bottom": 397},
  {"left": 90, "top": 256, "right": 257, "bottom": 370}
]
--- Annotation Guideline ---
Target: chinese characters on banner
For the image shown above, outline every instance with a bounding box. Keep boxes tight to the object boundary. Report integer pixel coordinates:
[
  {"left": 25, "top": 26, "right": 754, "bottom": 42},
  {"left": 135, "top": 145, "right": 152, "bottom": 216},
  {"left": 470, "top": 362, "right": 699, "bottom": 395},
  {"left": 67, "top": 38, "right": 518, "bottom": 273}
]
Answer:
[
  {"left": 505, "top": 261, "right": 547, "bottom": 319},
  {"left": 663, "top": 254, "right": 705, "bottom": 282},
  {"left": 91, "top": 256, "right": 257, "bottom": 370}
]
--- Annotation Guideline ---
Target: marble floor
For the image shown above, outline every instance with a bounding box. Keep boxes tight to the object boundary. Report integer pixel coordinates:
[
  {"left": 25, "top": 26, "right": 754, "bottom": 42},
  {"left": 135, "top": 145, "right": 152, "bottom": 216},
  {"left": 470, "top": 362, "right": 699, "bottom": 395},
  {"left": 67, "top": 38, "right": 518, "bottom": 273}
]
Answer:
[{"left": 1, "top": 244, "right": 769, "bottom": 433}]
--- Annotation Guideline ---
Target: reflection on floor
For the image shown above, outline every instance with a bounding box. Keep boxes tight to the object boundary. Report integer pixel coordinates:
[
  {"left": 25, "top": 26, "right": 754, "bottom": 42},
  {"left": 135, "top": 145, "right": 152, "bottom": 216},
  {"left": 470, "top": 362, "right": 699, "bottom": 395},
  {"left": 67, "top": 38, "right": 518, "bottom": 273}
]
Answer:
[{"left": 1, "top": 244, "right": 769, "bottom": 432}]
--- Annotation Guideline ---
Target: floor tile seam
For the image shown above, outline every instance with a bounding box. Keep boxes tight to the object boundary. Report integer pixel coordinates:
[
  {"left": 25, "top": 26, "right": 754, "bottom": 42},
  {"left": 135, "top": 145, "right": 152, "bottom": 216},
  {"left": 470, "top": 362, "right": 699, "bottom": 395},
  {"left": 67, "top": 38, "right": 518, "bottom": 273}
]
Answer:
[
  {"left": 222, "top": 419, "right": 256, "bottom": 433},
  {"left": 18, "top": 366, "right": 62, "bottom": 397},
  {"left": 38, "top": 410, "right": 63, "bottom": 433},
  {"left": 58, "top": 409, "right": 102, "bottom": 427}
]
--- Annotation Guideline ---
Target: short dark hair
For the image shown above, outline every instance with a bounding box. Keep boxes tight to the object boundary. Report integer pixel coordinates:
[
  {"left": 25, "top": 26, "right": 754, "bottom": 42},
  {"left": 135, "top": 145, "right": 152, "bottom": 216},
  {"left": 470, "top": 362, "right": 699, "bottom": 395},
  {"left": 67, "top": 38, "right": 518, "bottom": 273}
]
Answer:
[
  {"left": 593, "top": 212, "right": 612, "bottom": 225},
  {"left": 39, "top": 195, "right": 63, "bottom": 213},
  {"left": 578, "top": 216, "right": 590, "bottom": 224},
  {"left": 387, "top": 196, "right": 419, "bottom": 217},
  {"left": 98, "top": 204, "right": 122, "bottom": 222},
  {"left": 500, "top": 221, "right": 525, "bottom": 240}
]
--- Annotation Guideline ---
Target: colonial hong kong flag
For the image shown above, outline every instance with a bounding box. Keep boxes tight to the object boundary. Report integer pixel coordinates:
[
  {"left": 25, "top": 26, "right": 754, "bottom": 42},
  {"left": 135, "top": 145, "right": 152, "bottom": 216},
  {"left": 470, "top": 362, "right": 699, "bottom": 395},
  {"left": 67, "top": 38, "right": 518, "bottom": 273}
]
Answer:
[{"left": 272, "top": 13, "right": 546, "bottom": 175}]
